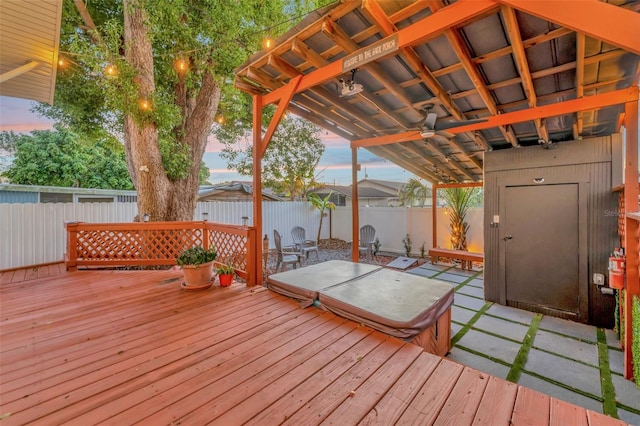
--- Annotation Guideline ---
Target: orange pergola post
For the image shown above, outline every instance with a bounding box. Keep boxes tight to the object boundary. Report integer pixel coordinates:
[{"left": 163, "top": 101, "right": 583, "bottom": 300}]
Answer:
[
  {"left": 622, "top": 99, "right": 639, "bottom": 379},
  {"left": 252, "top": 94, "right": 263, "bottom": 286},
  {"left": 351, "top": 147, "right": 360, "bottom": 262}
]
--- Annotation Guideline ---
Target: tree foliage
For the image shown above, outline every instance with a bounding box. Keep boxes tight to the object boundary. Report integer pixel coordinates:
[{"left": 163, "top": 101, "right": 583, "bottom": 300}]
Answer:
[
  {"left": 215, "top": 115, "right": 325, "bottom": 200},
  {"left": 1, "top": 128, "right": 133, "bottom": 190},
  {"left": 36, "top": 0, "right": 331, "bottom": 220},
  {"left": 398, "top": 178, "right": 431, "bottom": 206}
]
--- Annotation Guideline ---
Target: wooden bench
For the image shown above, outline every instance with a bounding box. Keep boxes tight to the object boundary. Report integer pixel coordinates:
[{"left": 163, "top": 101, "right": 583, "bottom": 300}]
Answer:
[{"left": 429, "top": 248, "right": 484, "bottom": 270}]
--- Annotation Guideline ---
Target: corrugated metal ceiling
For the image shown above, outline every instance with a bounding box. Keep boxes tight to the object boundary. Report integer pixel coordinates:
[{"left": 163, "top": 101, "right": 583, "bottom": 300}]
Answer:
[{"left": 235, "top": 0, "right": 639, "bottom": 184}]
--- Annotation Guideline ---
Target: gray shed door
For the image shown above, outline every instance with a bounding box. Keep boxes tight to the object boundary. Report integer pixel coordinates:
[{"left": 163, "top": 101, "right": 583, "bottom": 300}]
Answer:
[{"left": 504, "top": 184, "right": 580, "bottom": 316}]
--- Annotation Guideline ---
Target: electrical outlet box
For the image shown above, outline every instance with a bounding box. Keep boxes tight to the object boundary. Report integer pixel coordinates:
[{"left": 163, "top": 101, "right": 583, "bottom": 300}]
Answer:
[
  {"left": 593, "top": 273, "right": 605, "bottom": 286},
  {"left": 601, "top": 287, "right": 614, "bottom": 295}
]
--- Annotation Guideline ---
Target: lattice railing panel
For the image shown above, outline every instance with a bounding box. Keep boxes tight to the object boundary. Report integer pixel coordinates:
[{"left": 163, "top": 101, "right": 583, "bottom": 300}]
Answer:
[
  {"left": 210, "top": 231, "right": 248, "bottom": 271},
  {"left": 66, "top": 221, "right": 257, "bottom": 285},
  {"left": 75, "top": 228, "right": 203, "bottom": 261}
]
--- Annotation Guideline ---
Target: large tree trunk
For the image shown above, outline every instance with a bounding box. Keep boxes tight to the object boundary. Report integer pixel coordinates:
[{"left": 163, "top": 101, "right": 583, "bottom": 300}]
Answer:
[{"left": 123, "top": 0, "right": 220, "bottom": 221}]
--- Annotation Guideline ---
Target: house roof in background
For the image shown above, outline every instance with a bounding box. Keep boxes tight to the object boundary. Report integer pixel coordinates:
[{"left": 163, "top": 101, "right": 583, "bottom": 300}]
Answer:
[
  {"left": 235, "top": 0, "right": 639, "bottom": 184},
  {"left": 0, "top": 0, "right": 63, "bottom": 104},
  {"left": 198, "top": 182, "right": 284, "bottom": 201}
]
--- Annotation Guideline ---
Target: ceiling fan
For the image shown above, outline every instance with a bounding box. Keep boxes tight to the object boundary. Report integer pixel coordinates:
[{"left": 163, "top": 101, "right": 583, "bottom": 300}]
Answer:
[
  {"left": 338, "top": 68, "right": 363, "bottom": 97},
  {"left": 416, "top": 104, "right": 488, "bottom": 138}
]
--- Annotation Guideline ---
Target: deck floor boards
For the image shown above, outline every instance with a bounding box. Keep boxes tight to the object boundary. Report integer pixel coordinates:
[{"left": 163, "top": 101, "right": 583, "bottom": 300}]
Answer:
[{"left": 0, "top": 269, "right": 626, "bottom": 425}]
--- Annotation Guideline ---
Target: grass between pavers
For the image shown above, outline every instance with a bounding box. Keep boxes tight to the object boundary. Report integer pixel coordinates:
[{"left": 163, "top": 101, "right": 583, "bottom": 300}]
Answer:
[
  {"left": 506, "top": 313, "right": 542, "bottom": 383},
  {"left": 451, "top": 301, "right": 493, "bottom": 346},
  {"left": 453, "top": 271, "right": 484, "bottom": 292},
  {"left": 597, "top": 328, "right": 619, "bottom": 418}
]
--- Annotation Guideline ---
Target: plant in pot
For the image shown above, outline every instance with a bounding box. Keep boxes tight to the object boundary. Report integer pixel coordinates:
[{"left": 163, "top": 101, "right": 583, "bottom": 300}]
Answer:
[
  {"left": 176, "top": 246, "right": 217, "bottom": 291},
  {"left": 216, "top": 263, "right": 235, "bottom": 287}
]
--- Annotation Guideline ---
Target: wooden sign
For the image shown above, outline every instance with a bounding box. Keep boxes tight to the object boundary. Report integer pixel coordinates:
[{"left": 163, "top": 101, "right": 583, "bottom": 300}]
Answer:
[{"left": 342, "top": 33, "right": 399, "bottom": 72}]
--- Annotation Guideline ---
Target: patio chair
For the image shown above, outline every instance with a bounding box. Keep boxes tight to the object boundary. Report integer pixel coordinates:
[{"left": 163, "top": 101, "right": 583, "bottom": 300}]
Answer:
[
  {"left": 359, "top": 225, "right": 376, "bottom": 259},
  {"left": 291, "top": 226, "right": 319, "bottom": 260},
  {"left": 273, "top": 229, "right": 303, "bottom": 272}
]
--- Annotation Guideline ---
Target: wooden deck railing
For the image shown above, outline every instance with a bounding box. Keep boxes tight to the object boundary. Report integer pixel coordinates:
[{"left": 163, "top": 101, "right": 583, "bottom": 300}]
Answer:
[{"left": 65, "top": 221, "right": 257, "bottom": 286}]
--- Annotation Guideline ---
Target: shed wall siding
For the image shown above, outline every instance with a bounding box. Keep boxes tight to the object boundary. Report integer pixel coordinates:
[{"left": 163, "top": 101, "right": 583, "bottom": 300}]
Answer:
[{"left": 484, "top": 136, "right": 618, "bottom": 327}]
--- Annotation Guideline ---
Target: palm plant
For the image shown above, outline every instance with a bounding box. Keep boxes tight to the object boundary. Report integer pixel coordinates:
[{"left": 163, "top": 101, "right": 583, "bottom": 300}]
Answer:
[
  {"left": 441, "top": 187, "right": 481, "bottom": 251},
  {"left": 307, "top": 192, "right": 336, "bottom": 243},
  {"left": 398, "top": 178, "right": 431, "bottom": 206}
]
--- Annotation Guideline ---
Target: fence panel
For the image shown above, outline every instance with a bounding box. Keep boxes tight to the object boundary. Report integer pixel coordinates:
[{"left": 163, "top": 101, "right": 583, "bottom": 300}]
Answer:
[
  {"left": 1, "top": 201, "right": 483, "bottom": 269},
  {"left": 331, "top": 206, "right": 484, "bottom": 256},
  {"left": 0, "top": 201, "right": 325, "bottom": 269}
]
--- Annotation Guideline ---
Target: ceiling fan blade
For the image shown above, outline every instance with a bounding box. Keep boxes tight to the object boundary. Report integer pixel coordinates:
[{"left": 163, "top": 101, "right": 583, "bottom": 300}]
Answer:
[
  {"left": 423, "top": 112, "right": 437, "bottom": 131},
  {"left": 437, "top": 118, "right": 488, "bottom": 131}
]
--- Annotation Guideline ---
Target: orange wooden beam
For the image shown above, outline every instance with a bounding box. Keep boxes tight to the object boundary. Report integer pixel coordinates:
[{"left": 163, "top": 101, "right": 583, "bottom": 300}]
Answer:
[
  {"left": 263, "top": 0, "right": 498, "bottom": 106},
  {"left": 496, "top": 0, "right": 640, "bottom": 55},
  {"left": 623, "top": 99, "right": 639, "bottom": 379},
  {"left": 252, "top": 94, "right": 263, "bottom": 286},
  {"left": 351, "top": 86, "right": 640, "bottom": 148},
  {"left": 351, "top": 147, "right": 360, "bottom": 262},
  {"left": 260, "top": 75, "right": 302, "bottom": 156}
]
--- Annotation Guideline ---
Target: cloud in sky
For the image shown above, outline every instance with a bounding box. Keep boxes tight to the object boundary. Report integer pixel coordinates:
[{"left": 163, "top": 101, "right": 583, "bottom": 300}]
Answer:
[{"left": 1, "top": 95, "right": 417, "bottom": 185}]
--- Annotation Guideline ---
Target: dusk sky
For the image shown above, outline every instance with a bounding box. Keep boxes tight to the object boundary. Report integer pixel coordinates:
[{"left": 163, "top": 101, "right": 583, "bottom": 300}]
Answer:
[{"left": 0, "top": 96, "right": 417, "bottom": 186}]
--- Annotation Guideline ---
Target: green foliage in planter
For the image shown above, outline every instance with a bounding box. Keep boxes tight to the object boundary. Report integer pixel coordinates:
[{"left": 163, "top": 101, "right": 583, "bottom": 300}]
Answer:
[
  {"left": 402, "top": 234, "right": 412, "bottom": 257},
  {"left": 372, "top": 237, "right": 381, "bottom": 256},
  {"left": 633, "top": 295, "right": 640, "bottom": 389},
  {"left": 215, "top": 263, "right": 235, "bottom": 275},
  {"left": 420, "top": 242, "right": 426, "bottom": 259},
  {"left": 176, "top": 246, "right": 217, "bottom": 267}
]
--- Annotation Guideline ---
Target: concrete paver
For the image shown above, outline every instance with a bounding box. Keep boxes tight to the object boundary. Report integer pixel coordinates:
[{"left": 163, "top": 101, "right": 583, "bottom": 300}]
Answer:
[
  {"left": 456, "top": 329, "right": 521, "bottom": 364},
  {"left": 524, "top": 348, "right": 601, "bottom": 397},
  {"left": 474, "top": 315, "right": 529, "bottom": 342},
  {"left": 532, "top": 329, "right": 599, "bottom": 367}
]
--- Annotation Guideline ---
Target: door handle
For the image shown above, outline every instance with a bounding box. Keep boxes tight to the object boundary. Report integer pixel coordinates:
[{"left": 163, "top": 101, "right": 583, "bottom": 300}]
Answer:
[{"left": 503, "top": 234, "right": 513, "bottom": 241}]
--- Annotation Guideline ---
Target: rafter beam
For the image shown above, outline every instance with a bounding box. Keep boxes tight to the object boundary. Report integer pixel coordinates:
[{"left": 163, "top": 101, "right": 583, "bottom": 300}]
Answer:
[
  {"left": 321, "top": 17, "right": 415, "bottom": 110},
  {"left": 496, "top": 0, "right": 640, "bottom": 55},
  {"left": 418, "top": 140, "right": 477, "bottom": 181},
  {"left": 367, "top": 145, "right": 444, "bottom": 183},
  {"left": 362, "top": 0, "right": 493, "bottom": 167},
  {"left": 352, "top": 86, "right": 639, "bottom": 148},
  {"left": 259, "top": 0, "right": 498, "bottom": 106},
  {"left": 261, "top": 75, "right": 302, "bottom": 156},
  {"left": 501, "top": 5, "right": 548, "bottom": 143},
  {"left": 574, "top": 33, "right": 586, "bottom": 139},
  {"left": 403, "top": 143, "right": 463, "bottom": 182}
]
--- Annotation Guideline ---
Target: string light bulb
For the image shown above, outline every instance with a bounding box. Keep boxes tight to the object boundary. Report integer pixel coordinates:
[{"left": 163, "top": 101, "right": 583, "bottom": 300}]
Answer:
[
  {"left": 139, "top": 98, "right": 152, "bottom": 111},
  {"left": 174, "top": 58, "right": 188, "bottom": 74},
  {"left": 216, "top": 114, "right": 225, "bottom": 124},
  {"left": 57, "top": 58, "right": 65, "bottom": 67},
  {"left": 105, "top": 64, "right": 117, "bottom": 76},
  {"left": 262, "top": 37, "right": 274, "bottom": 49}
]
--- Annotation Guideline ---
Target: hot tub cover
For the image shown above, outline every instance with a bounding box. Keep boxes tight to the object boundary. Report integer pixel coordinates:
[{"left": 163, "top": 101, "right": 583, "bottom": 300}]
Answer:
[
  {"left": 267, "top": 260, "right": 381, "bottom": 307},
  {"left": 318, "top": 268, "right": 454, "bottom": 339}
]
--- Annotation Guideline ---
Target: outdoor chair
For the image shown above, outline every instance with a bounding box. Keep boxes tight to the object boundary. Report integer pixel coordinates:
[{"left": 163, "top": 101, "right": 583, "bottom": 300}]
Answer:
[
  {"left": 273, "top": 229, "right": 303, "bottom": 272},
  {"left": 291, "top": 226, "right": 319, "bottom": 260},
  {"left": 359, "top": 225, "right": 376, "bottom": 259}
]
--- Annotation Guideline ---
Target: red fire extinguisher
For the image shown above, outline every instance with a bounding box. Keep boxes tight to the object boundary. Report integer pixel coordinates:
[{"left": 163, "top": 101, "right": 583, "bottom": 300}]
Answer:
[{"left": 608, "top": 255, "right": 625, "bottom": 290}]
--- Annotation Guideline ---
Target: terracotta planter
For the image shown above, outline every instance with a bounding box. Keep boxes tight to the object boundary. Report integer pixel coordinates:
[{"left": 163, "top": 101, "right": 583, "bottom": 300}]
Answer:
[
  {"left": 218, "top": 273, "right": 233, "bottom": 287},
  {"left": 180, "top": 261, "right": 214, "bottom": 291}
]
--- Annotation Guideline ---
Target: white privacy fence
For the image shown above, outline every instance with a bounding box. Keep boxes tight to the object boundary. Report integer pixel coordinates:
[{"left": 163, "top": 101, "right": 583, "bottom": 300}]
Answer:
[
  {"left": 0, "top": 202, "right": 483, "bottom": 270},
  {"left": 330, "top": 206, "right": 484, "bottom": 256}
]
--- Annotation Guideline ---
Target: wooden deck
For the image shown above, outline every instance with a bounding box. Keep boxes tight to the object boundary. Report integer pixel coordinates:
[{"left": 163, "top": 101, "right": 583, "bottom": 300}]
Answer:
[{"left": 0, "top": 269, "right": 627, "bottom": 425}]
